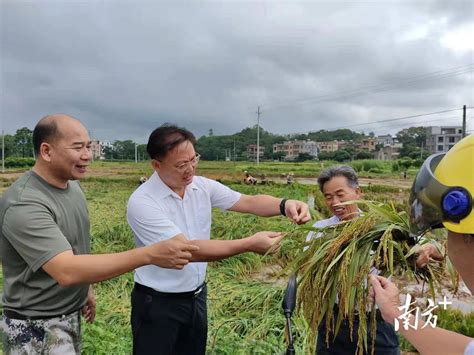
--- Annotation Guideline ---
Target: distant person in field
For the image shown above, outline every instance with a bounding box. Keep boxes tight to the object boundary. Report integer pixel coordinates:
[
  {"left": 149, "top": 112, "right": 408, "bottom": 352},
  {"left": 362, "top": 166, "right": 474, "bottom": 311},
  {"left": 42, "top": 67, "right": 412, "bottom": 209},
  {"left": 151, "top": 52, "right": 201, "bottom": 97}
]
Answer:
[
  {"left": 286, "top": 172, "right": 294, "bottom": 184},
  {"left": 244, "top": 171, "right": 257, "bottom": 185},
  {"left": 127, "top": 124, "right": 311, "bottom": 355},
  {"left": 306, "top": 165, "right": 442, "bottom": 355},
  {"left": 0, "top": 114, "right": 199, "bottom": 354}
]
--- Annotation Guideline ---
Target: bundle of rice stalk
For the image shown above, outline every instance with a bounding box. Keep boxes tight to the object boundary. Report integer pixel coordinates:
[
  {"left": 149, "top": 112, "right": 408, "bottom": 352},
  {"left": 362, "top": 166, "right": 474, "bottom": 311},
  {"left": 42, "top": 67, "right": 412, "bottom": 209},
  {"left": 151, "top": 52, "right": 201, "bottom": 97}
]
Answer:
[{"left": 286, "top": 200, "right": 451, "bottom": 355}]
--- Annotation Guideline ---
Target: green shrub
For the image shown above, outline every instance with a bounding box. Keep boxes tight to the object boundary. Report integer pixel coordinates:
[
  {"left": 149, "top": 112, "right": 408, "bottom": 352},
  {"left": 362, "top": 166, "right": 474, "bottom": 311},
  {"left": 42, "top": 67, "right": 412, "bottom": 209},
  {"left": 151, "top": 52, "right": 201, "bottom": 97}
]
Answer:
[
  {"left": 333, "top": 150, "right": 351, "bottom": 162},
  {"left": 412, "top": 158, "right": 424, "bottom": 168},
  {"left": 355, "top": 151, "right": 373, "bottom": 160},
  {"left": 399, "top": 157, "right": 413, "bottom": 170},
  {"left": 391, "top": 161, "right": 400, "bottom": 172},
  {"left": 351, "top": 161, "right": 363, "bottom": 172},
  {"left": 362, "top": 160, "right": 381, "bottom": 172},
  {"left": 368, "top": 167, "right": 383, "bottom": 174},
  {"left": 5, "top": 157, "right": 35, "bottom": 168}
]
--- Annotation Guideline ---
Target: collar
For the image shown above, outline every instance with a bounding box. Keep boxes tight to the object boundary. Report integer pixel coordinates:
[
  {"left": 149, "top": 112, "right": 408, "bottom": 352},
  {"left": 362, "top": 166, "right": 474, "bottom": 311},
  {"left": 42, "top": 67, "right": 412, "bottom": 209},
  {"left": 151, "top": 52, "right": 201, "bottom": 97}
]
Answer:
[{"left": 149, "top": 172, "right": 199, "bottom": 199}]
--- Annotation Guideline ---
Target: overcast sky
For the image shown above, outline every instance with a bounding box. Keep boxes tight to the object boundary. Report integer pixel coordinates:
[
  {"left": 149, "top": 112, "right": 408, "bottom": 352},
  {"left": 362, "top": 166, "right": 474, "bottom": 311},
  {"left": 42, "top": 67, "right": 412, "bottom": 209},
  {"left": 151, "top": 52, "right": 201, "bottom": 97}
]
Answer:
[{"left": 1, "top": 0, "right": 473, "bottom": 143}]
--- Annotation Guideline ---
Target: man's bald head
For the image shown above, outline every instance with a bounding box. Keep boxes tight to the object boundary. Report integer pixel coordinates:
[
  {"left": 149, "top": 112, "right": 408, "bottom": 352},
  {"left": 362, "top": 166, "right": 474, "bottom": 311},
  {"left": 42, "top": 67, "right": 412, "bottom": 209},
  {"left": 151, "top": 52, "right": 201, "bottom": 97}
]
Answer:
[{"left": 33, "top": 114, "right": 82, "bottom": 155}]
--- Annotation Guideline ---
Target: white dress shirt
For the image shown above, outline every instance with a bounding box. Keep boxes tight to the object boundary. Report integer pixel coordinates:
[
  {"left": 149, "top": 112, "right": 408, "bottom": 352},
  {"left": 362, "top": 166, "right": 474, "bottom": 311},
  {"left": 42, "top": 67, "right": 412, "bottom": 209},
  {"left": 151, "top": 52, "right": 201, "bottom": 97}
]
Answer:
[
  {"left": 465, "top": 340, "right": 474, "bottom": 355},
  {"left": 127, "top": 172, "right": 241, "bottom": 292}
]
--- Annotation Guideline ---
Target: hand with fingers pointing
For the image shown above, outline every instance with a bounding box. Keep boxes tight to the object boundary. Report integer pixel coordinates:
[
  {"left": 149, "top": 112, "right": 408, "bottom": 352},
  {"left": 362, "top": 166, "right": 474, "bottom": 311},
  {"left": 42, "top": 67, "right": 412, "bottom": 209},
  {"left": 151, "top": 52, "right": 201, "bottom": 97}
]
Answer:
[{"left": 284, "top": 199, "right": 311, "bottom": 225}]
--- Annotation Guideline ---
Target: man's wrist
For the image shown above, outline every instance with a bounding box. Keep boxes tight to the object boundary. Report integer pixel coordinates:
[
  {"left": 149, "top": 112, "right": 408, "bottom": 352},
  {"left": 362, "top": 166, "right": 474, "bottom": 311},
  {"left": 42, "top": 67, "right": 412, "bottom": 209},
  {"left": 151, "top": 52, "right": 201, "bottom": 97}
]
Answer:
[
  {"left": 241, "top": 236, "right": 253, "bottom": 253},
  {"left": 140, "top": 245, "right": 153, "bottom": 265},
  {"left": 280, "top": 199, "right": 288, "bottom": 216},
  {"left": 387, "top": 308, "right": 403, "bottom": 325}
]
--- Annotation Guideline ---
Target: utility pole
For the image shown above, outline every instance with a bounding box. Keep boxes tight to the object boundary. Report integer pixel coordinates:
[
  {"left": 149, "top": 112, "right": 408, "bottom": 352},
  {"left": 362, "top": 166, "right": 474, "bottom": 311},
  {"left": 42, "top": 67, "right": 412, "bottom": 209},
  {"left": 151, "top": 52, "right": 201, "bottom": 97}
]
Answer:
[
  {"left": 256, "top": 106, "right": 261, "bottom": 165},
  {"left": 2, "top": 130, "right": 5, "bottom": 173},
  {"left": 135, "top": 143, "right": 138, "bottom": 163},
  {"left": 462, "top": 104, "right": 467, "bottom": 138},
  {"left": 233, "top": 138, "right": 236, "bottom": 165}
]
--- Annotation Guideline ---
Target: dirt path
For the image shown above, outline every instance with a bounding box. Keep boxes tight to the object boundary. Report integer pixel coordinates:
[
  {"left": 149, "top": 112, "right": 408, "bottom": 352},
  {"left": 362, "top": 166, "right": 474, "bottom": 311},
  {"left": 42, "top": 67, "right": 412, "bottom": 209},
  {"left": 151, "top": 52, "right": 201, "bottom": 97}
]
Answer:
[
  {"left": 1, "top": 167, "right": 413, "bottom": 189},
  {"left": 270, "top": 177, "right": 413, "bottom": 189}
]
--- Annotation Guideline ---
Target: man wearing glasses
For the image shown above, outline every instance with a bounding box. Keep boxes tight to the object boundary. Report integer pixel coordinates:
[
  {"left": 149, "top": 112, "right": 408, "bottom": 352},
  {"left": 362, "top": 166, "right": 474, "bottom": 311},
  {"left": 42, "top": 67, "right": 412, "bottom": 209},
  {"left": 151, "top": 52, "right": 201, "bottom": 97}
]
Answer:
[{"left": 127, "top": 124, "right": 311, "bottom": 355}]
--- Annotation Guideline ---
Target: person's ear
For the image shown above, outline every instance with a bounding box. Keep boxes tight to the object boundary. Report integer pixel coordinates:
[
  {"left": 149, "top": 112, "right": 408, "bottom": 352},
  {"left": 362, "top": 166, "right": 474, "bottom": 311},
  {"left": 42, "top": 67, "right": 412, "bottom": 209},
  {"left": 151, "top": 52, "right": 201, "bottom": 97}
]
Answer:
[
  {"left": 355, "top": 187, "right": 362, "bottom": 198},
  {"left": 39, "top": 143, "right": 53, "bottom": 163},
  {"left": 151, "top": 159, "right": 161, "bottom": 171}
]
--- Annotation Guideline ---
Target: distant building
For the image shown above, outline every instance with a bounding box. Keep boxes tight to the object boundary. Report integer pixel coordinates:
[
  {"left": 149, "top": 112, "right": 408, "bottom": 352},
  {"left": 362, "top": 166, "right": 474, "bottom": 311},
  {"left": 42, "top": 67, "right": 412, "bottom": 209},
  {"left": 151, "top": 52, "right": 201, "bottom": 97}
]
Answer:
[
  {"left": 318, "top": 140, "right": 339, "bottom": 153},
  {"left": 101, "top": 140, "right": 114, "bottom": 150},
  {"left": 246, "top": 144, "right": 265, "bottom": 161},
  {"left": 360, "top": 138, "right": 377, "bottom": 151},
  {"left": 376, "top": 142, "right": 402, "bottom": 160},
  {"left": 91, "top": 139, "right": 103, "bottom": 160},
  {"left": 425, "top": 126, "right": 463, "bottom": 154},
  {"left": 336, "top": 140, "right": 348, "bottom": 151},
  {"left": 301, "top": 140, "right": 319, "bottom": 158},
  {"left": 375, "top": 134, "right": 402, "bottom": 160},
  {"left": 273, "top": 140, "right": 318, "bottom": 160},
  {"left": 376, "top": 134, "right": 395, "bottom": 146}
]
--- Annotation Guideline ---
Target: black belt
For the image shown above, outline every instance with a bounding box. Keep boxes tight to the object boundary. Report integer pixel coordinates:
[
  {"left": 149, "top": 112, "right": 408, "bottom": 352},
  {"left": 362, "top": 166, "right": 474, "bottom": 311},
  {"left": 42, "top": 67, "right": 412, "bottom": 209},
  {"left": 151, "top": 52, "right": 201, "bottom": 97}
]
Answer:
[
  {"left": 134, "top": 282, "right": 206, "bottom": 299},
  {"left": 4, "top": 309, "right": 78, "bottom": 321}
]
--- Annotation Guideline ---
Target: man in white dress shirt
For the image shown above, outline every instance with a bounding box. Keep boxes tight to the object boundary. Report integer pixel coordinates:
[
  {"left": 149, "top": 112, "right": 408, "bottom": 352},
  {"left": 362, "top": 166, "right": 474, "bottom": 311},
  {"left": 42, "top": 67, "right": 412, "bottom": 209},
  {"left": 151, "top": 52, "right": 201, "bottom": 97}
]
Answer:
[{"left": 127, "top": 124, "right": 311, "bottom": 355}]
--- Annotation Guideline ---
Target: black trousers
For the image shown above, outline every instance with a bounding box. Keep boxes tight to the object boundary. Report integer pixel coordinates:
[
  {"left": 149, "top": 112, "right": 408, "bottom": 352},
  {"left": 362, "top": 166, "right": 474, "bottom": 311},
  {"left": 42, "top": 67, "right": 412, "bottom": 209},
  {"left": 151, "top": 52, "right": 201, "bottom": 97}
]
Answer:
[
  {"left": 316, "top": 309, "right": 400, "bottom": 355},
  {"left": 131, "top": 283, "right": 208, "bottom": 355}
]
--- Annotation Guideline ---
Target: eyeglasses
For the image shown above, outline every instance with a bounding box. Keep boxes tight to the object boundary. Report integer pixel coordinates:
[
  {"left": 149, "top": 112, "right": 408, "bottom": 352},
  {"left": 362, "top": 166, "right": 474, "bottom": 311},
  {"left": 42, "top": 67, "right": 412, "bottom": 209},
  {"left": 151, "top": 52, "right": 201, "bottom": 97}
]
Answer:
[{"left": 174, "top": 153, "right": 200, "bottom": 173}]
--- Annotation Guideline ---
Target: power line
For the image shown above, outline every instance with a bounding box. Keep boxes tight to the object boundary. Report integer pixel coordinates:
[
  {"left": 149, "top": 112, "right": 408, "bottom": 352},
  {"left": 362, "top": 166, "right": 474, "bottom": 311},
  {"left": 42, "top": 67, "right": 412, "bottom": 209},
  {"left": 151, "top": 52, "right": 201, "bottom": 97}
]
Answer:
[
  {"left": 365, "top": 116, "right": 462, "bottom": 130},
  {"left": 286, "top": 107, "right": 472, "bottom": 136},
  {"left": 328, "top": 107, "right": 467, "bottom": 130},
  {"left": 250, "top": 64, "right": 474, "bottom": 112},
  {"left": 350, "top": 114, "right": 473, "bottom": 130}
]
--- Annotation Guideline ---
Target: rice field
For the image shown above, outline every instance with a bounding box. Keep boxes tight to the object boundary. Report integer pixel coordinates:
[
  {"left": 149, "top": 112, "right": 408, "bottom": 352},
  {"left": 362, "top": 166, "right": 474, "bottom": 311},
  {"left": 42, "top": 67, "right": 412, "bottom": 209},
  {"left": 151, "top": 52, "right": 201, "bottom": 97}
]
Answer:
[{"left": 0, "top": 160, "right": 473, "bottom": 354}]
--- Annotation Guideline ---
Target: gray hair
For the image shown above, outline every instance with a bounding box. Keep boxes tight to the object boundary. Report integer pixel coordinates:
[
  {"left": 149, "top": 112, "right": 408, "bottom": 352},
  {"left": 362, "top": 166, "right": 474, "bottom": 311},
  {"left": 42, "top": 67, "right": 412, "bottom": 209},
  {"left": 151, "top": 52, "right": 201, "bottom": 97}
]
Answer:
[{"left": 317, "top": 165, "right": 359, "bottom": 193}]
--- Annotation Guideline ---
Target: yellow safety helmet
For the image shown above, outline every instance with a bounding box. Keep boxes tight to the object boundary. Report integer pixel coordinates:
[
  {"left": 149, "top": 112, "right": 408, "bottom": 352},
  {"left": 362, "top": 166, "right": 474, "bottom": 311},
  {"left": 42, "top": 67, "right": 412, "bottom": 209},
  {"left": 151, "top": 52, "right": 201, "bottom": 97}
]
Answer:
[{"left": 409, "top": 134, "right": 474, "bottom": 235}]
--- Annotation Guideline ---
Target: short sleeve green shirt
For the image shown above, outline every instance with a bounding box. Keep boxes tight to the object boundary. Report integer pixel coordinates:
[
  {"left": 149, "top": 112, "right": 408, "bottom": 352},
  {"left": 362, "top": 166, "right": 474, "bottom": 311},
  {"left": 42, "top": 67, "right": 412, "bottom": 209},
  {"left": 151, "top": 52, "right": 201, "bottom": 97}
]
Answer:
[{"left": 0, "top": 171, "right": 90, "bottom": 317}]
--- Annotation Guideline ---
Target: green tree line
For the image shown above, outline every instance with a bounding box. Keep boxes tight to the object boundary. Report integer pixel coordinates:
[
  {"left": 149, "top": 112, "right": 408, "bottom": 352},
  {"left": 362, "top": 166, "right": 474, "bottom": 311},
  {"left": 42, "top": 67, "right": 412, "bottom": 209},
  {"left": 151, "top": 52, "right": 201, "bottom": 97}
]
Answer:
[{"left": 1, "top": 125, "right": 431, "bottom": 164}]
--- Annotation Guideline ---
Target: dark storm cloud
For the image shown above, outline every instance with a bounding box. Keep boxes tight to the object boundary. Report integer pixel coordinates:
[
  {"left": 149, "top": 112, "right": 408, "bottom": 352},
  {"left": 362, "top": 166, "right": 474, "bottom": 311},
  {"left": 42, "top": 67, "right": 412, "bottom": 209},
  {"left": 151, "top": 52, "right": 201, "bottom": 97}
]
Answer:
[{"left": 1, "top": 0, "right": 473, "bottom": 142}]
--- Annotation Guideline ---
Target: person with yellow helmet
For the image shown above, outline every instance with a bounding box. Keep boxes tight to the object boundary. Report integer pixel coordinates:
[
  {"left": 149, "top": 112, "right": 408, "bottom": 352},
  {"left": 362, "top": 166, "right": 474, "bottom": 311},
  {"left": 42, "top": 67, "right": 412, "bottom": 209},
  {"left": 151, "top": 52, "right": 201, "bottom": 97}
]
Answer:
[{"left": 370, "top": 134, "right": 474, "bottom": 355}]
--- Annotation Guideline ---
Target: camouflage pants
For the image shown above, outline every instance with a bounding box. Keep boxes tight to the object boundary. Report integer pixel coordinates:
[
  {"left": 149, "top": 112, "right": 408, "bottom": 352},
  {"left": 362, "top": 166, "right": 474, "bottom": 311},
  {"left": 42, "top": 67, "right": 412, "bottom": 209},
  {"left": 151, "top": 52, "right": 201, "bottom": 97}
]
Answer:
[{"left": 1, "top": 311, "right": 81, "bottom": 355}]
